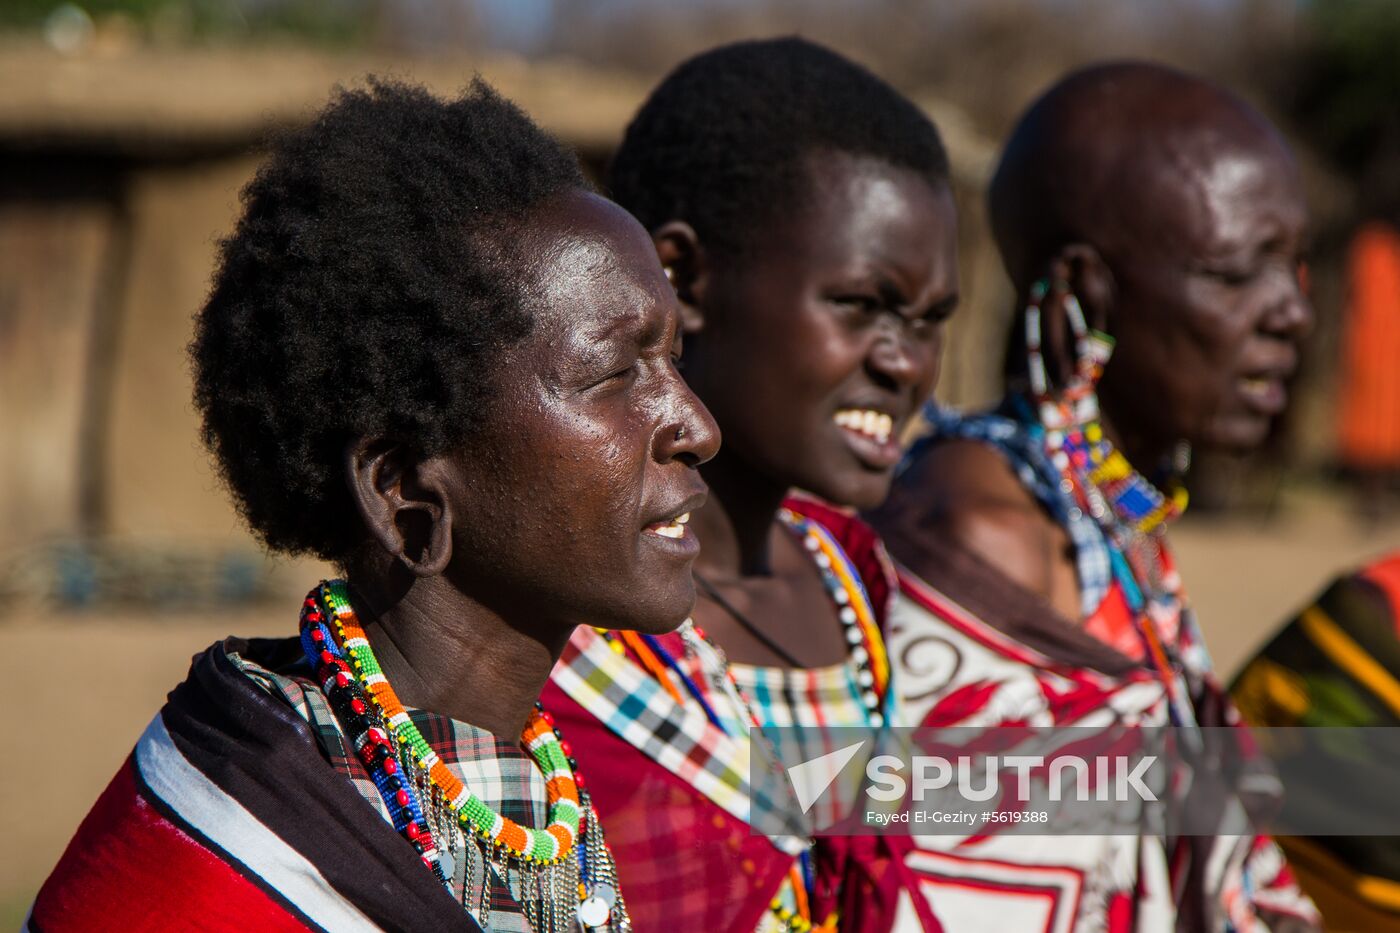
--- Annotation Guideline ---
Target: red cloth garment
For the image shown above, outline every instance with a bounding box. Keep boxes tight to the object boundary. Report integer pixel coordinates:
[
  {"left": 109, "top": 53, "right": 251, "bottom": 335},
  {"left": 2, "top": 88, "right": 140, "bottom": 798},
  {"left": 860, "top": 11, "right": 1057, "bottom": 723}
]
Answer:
[
  {"left": 30, "top": 641, "right": 484, "bottom": 933},
  {"left": 545, "top": 497, "right": 941, "bottom": 932},
  {"left": 31, "top": 758, "right": 315, "bottom": 933},
  {"left": 541, "top": 672, "right": 794, "bottom": 932}
]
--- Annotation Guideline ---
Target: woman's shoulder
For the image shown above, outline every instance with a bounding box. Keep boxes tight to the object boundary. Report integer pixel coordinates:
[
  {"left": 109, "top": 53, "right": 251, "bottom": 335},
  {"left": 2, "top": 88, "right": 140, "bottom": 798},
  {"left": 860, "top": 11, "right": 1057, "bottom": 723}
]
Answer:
[
  {"left": 897, "top": 399, "right": 1060, "bottom": 537},
  {"left": 907, "top": 433, "right": 1045, "bottom": 513},
  {"left": 872, "top": 436, "right": 1064, "bottom": 602}
]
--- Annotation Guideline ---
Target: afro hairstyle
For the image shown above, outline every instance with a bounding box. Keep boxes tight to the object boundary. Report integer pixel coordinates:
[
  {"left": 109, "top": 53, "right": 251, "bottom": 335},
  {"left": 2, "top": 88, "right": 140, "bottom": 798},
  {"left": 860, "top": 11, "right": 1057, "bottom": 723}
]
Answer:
[
  {"left": 192, "top": 77, "right": 586, "bottom": 562},
  {"left": 608, "top": 36, "right": 950, "bottom": 255}
]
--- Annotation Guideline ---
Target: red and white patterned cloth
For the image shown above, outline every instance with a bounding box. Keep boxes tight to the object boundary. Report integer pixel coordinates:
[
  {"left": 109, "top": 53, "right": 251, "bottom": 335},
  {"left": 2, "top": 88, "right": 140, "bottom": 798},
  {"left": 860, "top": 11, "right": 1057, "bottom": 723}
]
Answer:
[{"left": 885, "top": 545, "right": 1321, "bottom": 933}]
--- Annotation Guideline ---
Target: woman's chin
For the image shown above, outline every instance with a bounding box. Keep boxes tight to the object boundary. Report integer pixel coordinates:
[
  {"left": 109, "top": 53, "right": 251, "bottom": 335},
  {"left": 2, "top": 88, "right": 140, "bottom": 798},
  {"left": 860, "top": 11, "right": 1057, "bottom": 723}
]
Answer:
[
  {"left": 804, "top": 469, "right": 896, "bottom": 513},
  {"left": 1201, "top": 414, "right": 1272, "bottom": 457},
  {"left": 599, "top": 582, "right": 696, "bottom": 636}
]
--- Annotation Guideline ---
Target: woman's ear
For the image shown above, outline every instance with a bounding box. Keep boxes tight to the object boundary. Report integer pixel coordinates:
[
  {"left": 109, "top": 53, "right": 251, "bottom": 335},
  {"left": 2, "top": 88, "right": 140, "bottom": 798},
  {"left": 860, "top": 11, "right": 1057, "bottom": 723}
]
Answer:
[
  {"left": 652, "top": 220, "right": 708, "bottom": 335},
  {"left": 1034, "top": 245, "right": 1116, "bottom": 387},
  {"left": 345, "top": 438, "right": 454, "bottom": 577},
  {"left": 1057, "top": 242, "right": 1116, "bottom": 336}
]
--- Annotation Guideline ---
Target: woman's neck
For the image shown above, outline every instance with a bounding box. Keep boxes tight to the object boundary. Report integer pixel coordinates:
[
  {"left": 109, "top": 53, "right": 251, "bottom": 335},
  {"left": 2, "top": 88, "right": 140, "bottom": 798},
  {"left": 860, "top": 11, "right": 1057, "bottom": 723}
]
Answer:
[
  {"left": 689, "top": 449, "right": 791, "bottom": 579},
  {"left": 345, "top": 573, "right": 565, "bottom": 739},
  {"left": 1100, "top": 412, "right": 1174, "bottom": 481}
]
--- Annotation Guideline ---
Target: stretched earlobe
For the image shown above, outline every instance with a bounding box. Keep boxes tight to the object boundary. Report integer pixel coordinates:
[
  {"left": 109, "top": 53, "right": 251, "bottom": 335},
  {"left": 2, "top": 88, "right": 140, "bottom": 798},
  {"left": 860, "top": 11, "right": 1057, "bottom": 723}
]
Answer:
[
  {"left": 1056, "top": 243, "right": 1116, "bottom": 336},
  {"left": 345, "top": 438, "right": 454, "bottom": 577},
  {"left": 652, "top": 220, "right": 707, "bottom": 334},
  {"left": 414, "top": 486, "right": 454, "bottom": 577},
  {"left": 1024, "top": 246, "right": 1117, "bottom": 395}
]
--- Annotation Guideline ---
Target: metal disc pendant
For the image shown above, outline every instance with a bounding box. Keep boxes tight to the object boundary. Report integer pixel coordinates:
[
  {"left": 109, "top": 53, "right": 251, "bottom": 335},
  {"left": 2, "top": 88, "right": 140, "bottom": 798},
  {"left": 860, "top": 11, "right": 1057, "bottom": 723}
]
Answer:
[
  {"left": 437, "top": 850, "right": 455, "bottom": 882},
  {"left": 591, "top": 882, "right": 617, "bottom": 908},
  {"left": 577, "top": 895, "right": 610, "bottom": 928}
]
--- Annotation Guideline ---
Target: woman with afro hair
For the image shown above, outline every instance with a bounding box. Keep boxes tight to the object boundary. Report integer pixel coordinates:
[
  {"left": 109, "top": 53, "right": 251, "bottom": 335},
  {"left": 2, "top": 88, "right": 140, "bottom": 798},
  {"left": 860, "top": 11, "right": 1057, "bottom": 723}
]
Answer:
[
  {"left": 543, "top": 38, "right": 959, "bottom": 932},
  {"left": 31, "top": 78, "right": 718, "bottom": 932}
]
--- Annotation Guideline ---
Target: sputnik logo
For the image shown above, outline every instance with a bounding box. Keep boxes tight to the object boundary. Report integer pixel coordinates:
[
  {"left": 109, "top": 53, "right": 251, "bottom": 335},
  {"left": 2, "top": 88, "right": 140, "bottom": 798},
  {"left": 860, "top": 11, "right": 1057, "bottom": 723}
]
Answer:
[{"left": 786, "top": 740, "right": 868, "bottom": 814}]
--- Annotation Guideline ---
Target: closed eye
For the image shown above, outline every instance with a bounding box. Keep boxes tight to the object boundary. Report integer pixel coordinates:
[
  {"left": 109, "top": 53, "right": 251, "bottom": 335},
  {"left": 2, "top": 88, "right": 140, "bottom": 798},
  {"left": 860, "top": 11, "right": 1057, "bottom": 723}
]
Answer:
[
  {"left": 588, "top": 362, "right": 638, "bottom": 391},
  {"left": 829, "top": 293, "right": 884, "bottom": 314},
  {"left": 1204, "top": 266, "right": 1259, "bottom": 287},
  {"left": 897, "top": 294, "right": 959, "bottom": 338},
  {"left": 921, "top": 294, "right": 959, "bottom": 325}
]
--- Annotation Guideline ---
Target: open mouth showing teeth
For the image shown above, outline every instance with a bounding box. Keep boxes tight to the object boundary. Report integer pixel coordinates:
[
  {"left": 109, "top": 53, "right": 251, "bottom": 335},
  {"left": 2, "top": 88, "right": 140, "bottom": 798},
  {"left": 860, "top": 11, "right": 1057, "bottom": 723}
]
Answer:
[
  {"left": 1237, "top": 374, "right": 1289, "bottom": 415},
  {"left": 834, "top": 408, "right": 895, "bottom": 445},
  {"left": 644, "top": 512, "right": 690, "bottom": 539}
]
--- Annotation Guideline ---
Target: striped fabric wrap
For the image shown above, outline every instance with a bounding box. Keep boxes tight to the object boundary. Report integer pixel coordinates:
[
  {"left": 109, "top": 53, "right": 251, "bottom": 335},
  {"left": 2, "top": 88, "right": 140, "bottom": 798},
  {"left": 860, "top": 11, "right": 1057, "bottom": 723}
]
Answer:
[
  {"left": 728, "top": 657, "right": 896, "bottom": 731},
  {"left": 1233, "top": 551, "right": 1400, "bottom": 930},
  {"left": 28, "top": 640, "right": 484, "bottom": 933}
]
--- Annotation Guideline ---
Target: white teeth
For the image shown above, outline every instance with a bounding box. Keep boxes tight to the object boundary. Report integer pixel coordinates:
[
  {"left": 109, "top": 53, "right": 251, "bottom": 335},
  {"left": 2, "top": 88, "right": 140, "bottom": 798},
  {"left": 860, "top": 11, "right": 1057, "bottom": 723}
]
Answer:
[
  {"left": 647, "top": 512, "right": 689, "bottom": 539},
  {"left": 834, "top": 409, "right": 895, "bottom": 445}
]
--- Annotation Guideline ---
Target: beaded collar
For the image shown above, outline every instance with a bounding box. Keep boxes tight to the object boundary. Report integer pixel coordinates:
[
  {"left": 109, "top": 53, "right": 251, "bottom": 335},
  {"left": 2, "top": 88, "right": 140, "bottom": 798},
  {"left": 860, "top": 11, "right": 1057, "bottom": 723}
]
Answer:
[{"left": 299, "top": 581, "right": 631, "bottom": 932}]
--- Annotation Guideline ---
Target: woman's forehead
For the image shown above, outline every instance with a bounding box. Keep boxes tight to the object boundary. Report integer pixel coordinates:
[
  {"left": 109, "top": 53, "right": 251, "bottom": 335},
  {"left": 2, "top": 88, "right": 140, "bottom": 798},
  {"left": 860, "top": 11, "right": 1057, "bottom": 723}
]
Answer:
[
  {"left": 518, "top": 192, "right": 657, "bottom": 284},
  {"left": 756, "top": 153, "right": 951, "bottom": 268},
  {"left": 1100, "top": 134, "right": 1303, "bottom": 266},
  {"left": 510, "top": 191, "right": 671, "bottom": 342}
]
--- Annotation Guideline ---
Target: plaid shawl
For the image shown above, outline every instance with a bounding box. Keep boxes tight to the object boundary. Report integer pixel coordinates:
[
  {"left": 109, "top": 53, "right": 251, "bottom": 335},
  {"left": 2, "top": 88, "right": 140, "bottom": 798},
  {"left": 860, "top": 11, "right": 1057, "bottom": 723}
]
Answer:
[
  {"left": 29, "top": 638, "right": 483, "bottom": 933},
  {"left": 232, "top": 649, "right": 548, "bottom": 930},
  {"left": 543, "top": 496, "right": 941, "bottom": 933}
]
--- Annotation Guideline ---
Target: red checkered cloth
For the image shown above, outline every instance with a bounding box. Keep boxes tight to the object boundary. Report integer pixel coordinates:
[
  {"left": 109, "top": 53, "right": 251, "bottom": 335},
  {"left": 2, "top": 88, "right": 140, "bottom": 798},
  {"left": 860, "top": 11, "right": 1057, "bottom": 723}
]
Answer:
[{"left": 236, "top": 644, "right": 546, "bottom": 931}]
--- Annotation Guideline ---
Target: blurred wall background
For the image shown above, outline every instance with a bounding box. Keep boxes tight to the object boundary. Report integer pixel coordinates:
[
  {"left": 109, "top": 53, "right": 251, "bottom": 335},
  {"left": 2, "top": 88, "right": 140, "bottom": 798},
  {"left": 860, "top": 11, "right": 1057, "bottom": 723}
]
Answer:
[{"left": 3, "top": 0, "right": 1400, "bottom": 921}]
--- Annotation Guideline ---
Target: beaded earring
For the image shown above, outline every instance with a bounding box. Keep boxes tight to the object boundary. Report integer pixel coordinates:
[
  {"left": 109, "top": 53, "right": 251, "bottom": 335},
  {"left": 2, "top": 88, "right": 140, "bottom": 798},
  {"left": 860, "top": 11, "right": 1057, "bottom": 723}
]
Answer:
[
  {"left": 1023, "top": 278, "right": 1187, "bottom": 535},
  {"left": 1023, "top": 280, "right": 1199, "bottom": 731},
  {"left": 1023, "top": 278, "right": 1114, "bottom": 435}
]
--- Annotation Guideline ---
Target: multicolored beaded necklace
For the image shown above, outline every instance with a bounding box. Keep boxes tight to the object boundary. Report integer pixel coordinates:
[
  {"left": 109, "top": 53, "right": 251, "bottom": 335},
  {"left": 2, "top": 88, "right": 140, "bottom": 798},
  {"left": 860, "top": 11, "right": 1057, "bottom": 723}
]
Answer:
[
  {"left": 780, "top": 507, "right": 891, "bottom": 724},
  {"left": 298, "top": 581, "right": 630, "bottom": 931},
  {"left": 1023, "top": 279, "right": 1197, "bottom": 728}
]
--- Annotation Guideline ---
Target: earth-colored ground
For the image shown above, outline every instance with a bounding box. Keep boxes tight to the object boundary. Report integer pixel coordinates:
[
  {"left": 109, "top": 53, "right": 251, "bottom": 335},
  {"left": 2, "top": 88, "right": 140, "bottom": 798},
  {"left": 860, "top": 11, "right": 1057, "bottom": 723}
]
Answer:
[{"left": 4, "top": 483, "right": 1399, "bottom": 925}]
